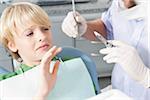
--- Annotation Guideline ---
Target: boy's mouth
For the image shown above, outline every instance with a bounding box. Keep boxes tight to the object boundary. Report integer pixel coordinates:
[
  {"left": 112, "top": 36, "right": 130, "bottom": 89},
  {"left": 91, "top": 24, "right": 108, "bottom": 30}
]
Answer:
[{"left": 36, "top": 43, "right": 49, "bottom": 51}]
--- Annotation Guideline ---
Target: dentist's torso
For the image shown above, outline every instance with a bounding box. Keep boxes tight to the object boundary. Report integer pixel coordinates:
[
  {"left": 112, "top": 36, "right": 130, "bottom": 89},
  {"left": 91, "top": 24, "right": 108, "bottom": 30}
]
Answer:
[{"left": 102, "top": 0, "right": 150, "bottom": 99}]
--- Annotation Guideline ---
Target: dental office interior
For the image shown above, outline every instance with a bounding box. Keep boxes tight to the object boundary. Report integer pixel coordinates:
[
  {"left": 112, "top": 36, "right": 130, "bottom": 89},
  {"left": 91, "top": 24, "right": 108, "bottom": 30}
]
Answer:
[{"left": 0, "top": 0, "right": 149, "bottom": 99}]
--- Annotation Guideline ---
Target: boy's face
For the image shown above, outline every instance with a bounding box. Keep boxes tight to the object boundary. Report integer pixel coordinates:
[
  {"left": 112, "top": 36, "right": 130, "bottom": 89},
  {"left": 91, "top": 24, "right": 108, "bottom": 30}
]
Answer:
[{"left": 8, "top": 22, "right": 53, "bottom": 66}]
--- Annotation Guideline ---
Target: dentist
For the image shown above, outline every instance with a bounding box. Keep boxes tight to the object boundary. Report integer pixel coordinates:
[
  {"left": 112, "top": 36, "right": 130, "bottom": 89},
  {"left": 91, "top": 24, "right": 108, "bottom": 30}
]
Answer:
[{"left": 61, "top": 0, "right": 149, "bottom": 99}]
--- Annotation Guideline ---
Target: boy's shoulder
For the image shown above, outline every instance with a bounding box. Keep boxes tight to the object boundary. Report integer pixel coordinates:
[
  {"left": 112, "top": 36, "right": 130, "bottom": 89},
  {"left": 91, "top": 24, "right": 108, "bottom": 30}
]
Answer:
[
  {"left": 0, "top": 72, "right": 17, "bottom": 81},
  {"left": 0, "top": 64, "right": 34, "bottom": 81}
]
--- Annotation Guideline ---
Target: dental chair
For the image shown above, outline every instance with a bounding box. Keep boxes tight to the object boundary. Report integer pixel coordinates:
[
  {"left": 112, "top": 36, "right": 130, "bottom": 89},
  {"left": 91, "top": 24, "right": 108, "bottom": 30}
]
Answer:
[
  {"left": 0, "top": 66, "right": 9, "bottom": 74},
  {"left": 57, "top": 47, "right": 100, "bottom": 94}
]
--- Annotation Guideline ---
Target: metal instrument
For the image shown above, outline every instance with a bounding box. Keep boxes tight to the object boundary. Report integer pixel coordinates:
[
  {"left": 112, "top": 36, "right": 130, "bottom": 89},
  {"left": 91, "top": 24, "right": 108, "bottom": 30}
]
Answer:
[{"left": 94, "top": 31, "right": 114, "bottom": 48}]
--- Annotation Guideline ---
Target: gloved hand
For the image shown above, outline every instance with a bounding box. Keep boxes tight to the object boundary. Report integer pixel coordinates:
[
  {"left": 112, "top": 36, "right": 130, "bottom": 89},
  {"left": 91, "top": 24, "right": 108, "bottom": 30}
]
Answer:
[
  {"left": 99, "top": 40, "right": 150, "bottom": 88},
  {"left": 134, "top": 0, "right": 146, "bottom": 5},
  {"left": 61, "top": 11, "right": 87, "bottom": 38}
]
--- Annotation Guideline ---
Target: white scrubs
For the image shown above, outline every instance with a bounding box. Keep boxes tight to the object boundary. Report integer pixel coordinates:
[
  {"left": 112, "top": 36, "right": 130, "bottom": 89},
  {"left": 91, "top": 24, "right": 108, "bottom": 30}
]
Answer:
[{"left": 101, "top": 0, "right": 150, "bottom": 99}]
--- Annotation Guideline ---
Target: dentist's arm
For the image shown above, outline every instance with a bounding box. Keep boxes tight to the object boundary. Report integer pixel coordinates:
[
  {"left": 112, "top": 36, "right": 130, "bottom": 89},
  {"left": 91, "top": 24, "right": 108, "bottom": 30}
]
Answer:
[
  {"left": 84, "top": 19, "right": 107, "bottom": 41},
  {"left": 61, "top": 11, "right": 107, "bottom": 40},
  {"left": 100, "top": 40, "right": 150, "bottom": 88}
]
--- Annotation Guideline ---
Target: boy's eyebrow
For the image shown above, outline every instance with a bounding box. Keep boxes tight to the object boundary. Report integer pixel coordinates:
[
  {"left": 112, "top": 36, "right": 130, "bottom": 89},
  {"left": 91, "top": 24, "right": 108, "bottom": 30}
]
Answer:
[
  {"left": 21, "top": 28, "right": 33, "bottom": 35},
  {"left": 22, "top": 25, "right": 51, "bottom": 33},
  {"left": 22, "top": 26, "right": 37, "bottom": 33}
]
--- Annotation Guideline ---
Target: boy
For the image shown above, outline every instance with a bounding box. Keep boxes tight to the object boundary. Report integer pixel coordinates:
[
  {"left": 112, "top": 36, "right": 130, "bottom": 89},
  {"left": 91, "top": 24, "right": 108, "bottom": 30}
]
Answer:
[{"left": 0, "top": 2, "right": 62, "bottom": 99}]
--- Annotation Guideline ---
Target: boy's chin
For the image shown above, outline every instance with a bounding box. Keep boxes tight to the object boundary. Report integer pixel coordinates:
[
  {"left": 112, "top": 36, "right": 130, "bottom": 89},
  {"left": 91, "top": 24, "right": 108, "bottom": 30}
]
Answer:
[{"left": 35, "top": 52, "right": 47, "bottom": 61}]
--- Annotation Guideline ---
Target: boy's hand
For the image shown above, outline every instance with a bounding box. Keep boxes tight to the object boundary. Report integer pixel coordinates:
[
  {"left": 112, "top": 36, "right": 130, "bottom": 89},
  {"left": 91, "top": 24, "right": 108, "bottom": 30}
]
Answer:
[{"left": 35, "top": 46, "right": 62, "bottom": 99}]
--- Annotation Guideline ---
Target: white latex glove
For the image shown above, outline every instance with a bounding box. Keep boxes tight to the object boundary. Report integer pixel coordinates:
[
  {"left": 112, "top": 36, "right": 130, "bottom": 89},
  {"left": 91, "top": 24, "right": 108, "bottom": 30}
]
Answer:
[
  {"left": 61, "top": 11, "right": 87, "bottom": 38},
  {"left": 99, "top": 40, "right": 150, "bottom": 88},
  {"left": 134, "top": 0, "right": 146, "bottom": 5}
]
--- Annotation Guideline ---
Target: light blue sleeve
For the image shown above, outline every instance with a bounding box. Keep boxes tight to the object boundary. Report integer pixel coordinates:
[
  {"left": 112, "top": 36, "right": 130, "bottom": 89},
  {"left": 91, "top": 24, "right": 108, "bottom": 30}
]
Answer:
[{"left": 101, "top": 1, "right": 116, "bottom": 40}]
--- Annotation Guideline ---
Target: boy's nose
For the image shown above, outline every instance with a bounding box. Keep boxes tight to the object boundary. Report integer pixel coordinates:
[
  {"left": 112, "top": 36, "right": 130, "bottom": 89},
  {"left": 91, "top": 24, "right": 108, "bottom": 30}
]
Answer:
[
  {"left": 36, "top": 31, "right": 46, "bottom": 42},
  {"left": 38, "top": 35, "right": 45, "bottom": 42},
  {"left": 39, "top": 39, "right": 42, "bottom": 42}
]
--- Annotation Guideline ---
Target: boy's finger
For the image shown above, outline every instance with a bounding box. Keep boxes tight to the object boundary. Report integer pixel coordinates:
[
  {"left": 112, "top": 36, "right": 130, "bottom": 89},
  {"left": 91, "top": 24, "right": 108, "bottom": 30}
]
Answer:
[
  {"left": 52, "top": 47, "right": 62, "bottom": 58},
  {"left": 44, "top": 46, "right": 57, "bottom": 58},
  {"left": 52, "top": 60, "right": 60, "bottom": 75},
  {"left": 41, "top": 46, "right": 62, "bottom": 65},
  {"left": 45, "top": 46, "right": 62, "bottom": 60}
]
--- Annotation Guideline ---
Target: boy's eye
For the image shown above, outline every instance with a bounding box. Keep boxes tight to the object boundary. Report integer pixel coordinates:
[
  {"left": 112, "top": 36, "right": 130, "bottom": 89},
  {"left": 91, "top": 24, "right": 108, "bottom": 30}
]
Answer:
[
  {"left": 42, "top": 27, "right": 50, "bottom": 31},
  {"left": 26, "top": 32, "right": 33, "bottom": 36},
  {"left": 44, "top": 28, "right": 49, "bottom": 30}
]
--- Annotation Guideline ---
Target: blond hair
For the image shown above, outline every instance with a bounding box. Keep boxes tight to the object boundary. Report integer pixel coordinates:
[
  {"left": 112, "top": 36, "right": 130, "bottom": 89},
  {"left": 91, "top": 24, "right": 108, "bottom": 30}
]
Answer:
[{"left": 0, "top": 2, "right": 51, "bottom": 60}]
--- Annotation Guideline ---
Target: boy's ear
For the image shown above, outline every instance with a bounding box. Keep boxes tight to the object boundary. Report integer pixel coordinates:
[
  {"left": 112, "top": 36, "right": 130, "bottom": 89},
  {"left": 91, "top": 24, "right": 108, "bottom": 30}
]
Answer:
[{"left": 7, "top": 41, "right": 17, "bottom": 52}]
